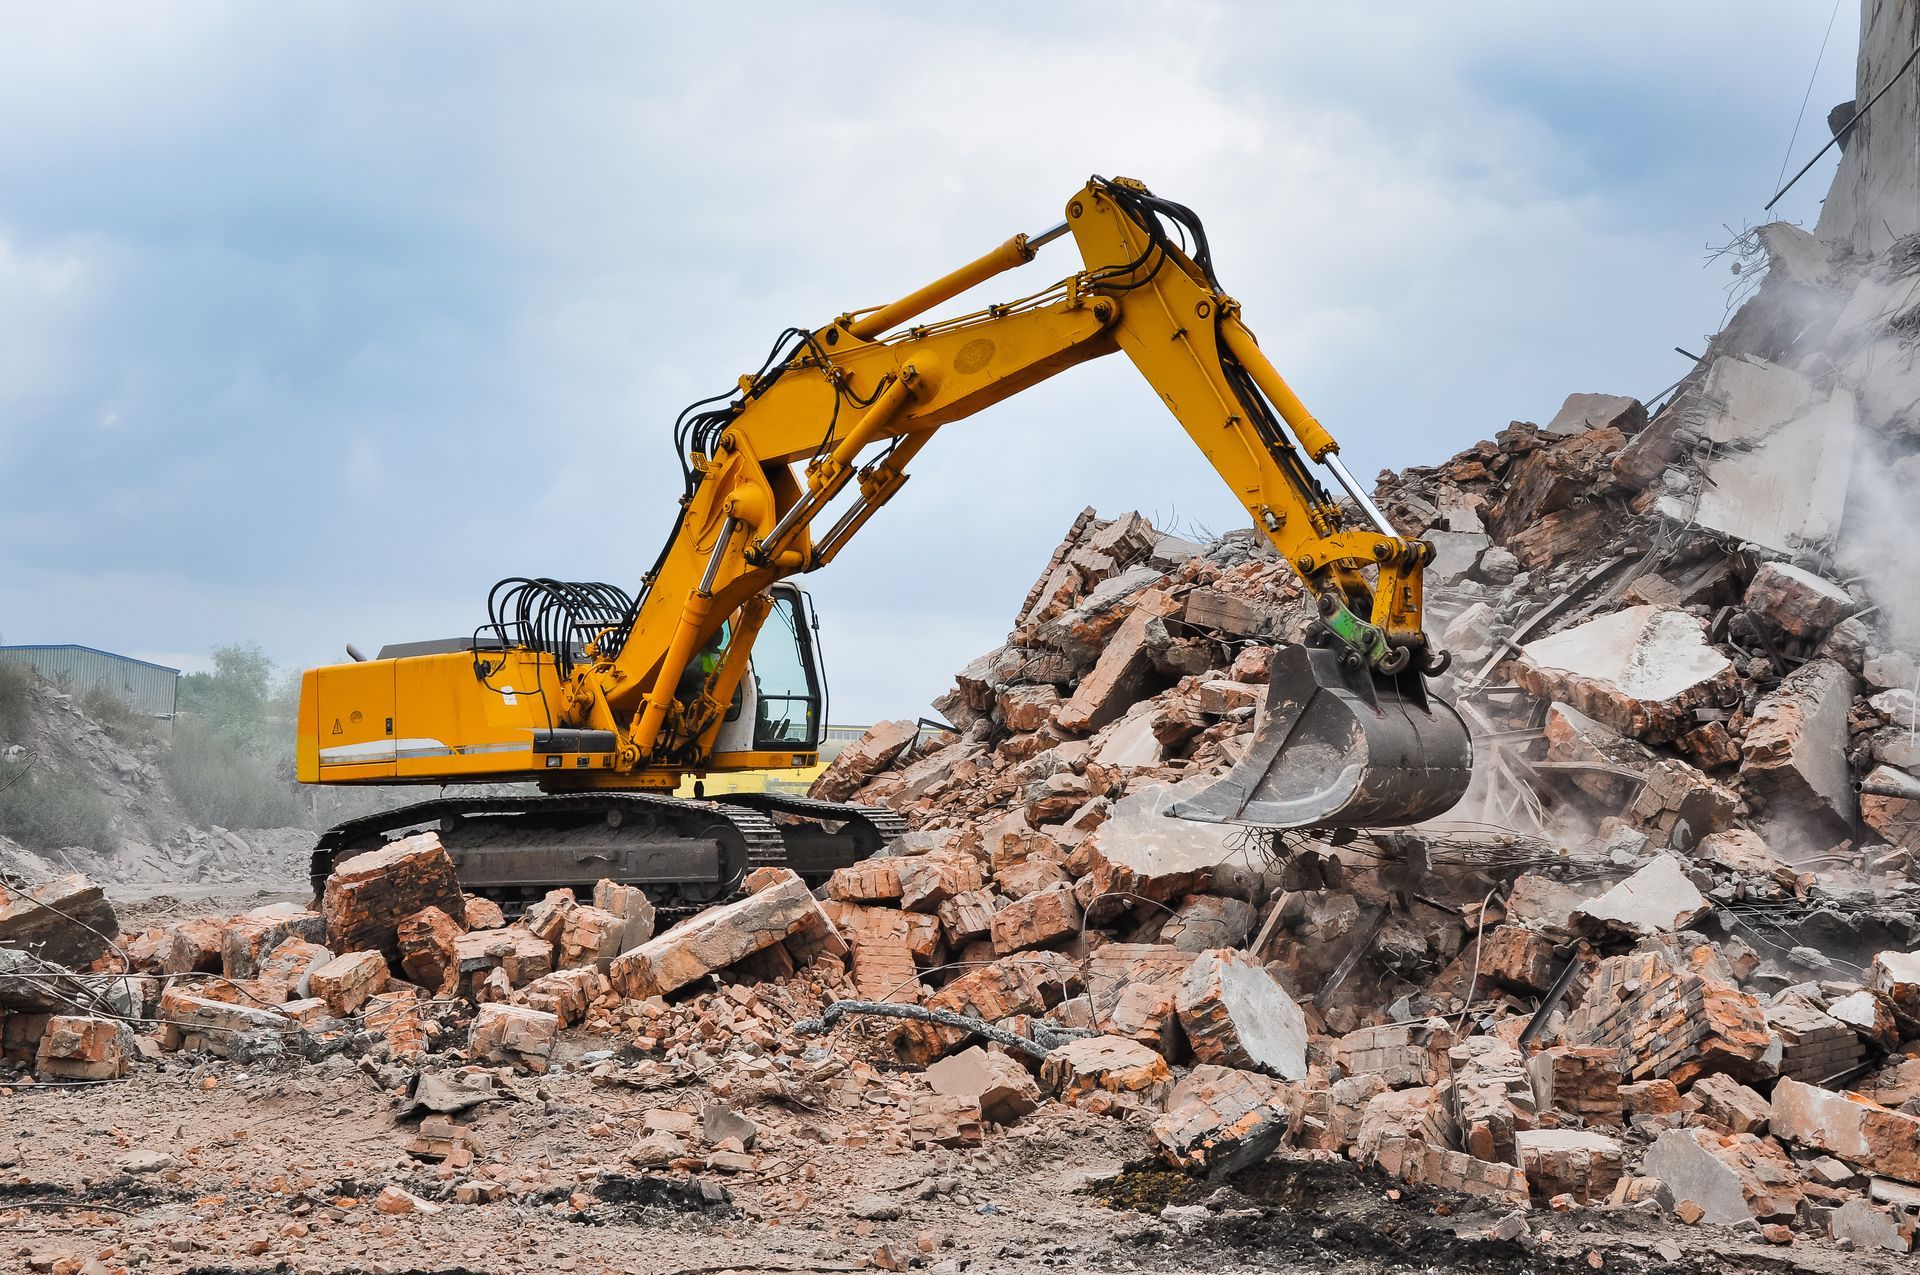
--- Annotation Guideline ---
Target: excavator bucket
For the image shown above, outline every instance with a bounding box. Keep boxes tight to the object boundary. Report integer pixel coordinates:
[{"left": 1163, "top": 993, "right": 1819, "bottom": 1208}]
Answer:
[{"left": 1170, "top": 643, "right": 1472, "bottom": 830}]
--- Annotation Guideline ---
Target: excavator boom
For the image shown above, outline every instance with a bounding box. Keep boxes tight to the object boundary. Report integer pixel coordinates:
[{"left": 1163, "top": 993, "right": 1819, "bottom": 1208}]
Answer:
[{"left": 585, "top": 175, "right": 1470, "bottom": 828}]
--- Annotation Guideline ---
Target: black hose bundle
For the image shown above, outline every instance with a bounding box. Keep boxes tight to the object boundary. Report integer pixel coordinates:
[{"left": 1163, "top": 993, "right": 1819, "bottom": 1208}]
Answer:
[{"left": 478, "top": 578, "right": 636, "bottom": 680}]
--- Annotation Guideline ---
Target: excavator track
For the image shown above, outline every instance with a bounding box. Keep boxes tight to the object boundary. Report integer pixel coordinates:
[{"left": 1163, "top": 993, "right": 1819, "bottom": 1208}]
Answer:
[
  {"left": 712, "top": 792, "right": 906, "bottom": 879},
  {"left": 307, "top": 792, "right": 786, "bottom": 913}
]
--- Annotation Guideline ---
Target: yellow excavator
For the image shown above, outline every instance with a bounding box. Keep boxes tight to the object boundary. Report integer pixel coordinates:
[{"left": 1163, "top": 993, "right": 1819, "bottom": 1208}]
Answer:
[{"left": 296, "top": 177, "right": 1471, "bottom": 909}]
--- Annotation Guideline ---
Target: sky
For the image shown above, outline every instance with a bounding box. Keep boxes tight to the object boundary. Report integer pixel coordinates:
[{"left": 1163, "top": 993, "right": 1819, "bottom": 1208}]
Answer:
[{"left": 0, "top": 2, "right": 1865, "bottom": 723}]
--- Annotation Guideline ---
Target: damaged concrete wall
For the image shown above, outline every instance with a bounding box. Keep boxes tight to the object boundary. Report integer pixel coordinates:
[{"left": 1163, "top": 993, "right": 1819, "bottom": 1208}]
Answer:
[{"left": 1818, "top": 0, "right": 1920, "bottom": 258}]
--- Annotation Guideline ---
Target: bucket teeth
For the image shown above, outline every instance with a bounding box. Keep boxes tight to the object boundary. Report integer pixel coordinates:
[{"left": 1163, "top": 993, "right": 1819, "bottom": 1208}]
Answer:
[{"left": 1170, "top": 644, "right": 1471, "bottom": 830}]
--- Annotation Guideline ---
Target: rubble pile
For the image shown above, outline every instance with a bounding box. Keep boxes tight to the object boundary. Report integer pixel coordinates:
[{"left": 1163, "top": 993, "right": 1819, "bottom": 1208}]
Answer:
[
  {"left": 780, "top": 220, "right": 1920, "bottom": 1250},
  {"left": 11, "top": 226, "right": 1920, "bottom": 1258}
]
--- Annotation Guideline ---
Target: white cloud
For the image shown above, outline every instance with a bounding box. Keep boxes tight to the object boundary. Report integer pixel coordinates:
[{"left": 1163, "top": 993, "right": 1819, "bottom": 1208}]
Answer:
[{"left": 0, "top": 1, "right": 1865, "bottom": 724}]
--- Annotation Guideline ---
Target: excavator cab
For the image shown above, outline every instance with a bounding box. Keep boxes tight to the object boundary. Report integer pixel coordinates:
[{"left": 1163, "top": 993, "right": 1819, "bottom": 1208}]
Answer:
[
  {"left": 749, "top": 585, "right": 824, "bottom": 752},
  {"left": 1171, "top": 643, "right": 1471, "bottom": 830}
]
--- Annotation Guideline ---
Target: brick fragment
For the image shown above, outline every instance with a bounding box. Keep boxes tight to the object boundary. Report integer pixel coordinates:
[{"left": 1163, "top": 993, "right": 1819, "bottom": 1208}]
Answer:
[
  {"left": 592, "top": 879, "right": 656, "bottom": 951},
  {"left": 1470, "top": 925, "right": 1560, "bottom": 993},
  {"left": 1331, "top": 1020, "right": 1452, "bottom": 1089},
  {"left": 308, "top": 950, "right": 390, "bottom": 1017},
  {"left": 897, "top": 852, "right": 985, "bottom": 913},
  {"left": 463, "top": 896, "right": 506, "bottom": 930},
  {"left": 1764, "top": 1001, "right": 1864, "bottom": 1084},
  {"left": 219, "top": 905, "right": 326, "bottom": 979},
  {"left": 1082, "top": 943, "right": 1195, "bottom": 1055},
  {"left": 518, "top": 967, "right": 609, "bottom": 1027},
  {"left": 251, "top": 937, "right": 333, "bottom": 1004},
  {"left": 907, "top": 1094, "right": 985, "bottom": 1147},
  {"left": 1528, "top": 1046, "right": 1624, "bottom": 1123},
  {"left": 557, "top": 905, "right": 630, "bottom": 971},
  {"left": 993, "top": 857, "right": 1073, "bottom": 899},
  {"left": 608, "top": 870, "right": 838, "bottom": 1000},
  {"left": 470, "top": 1002, "right": 559, "bottom": 1073},
  {"left": 0, "top": 874, "right": 119, "bottom": 967},
  {"left": 1150, "top": 1064, "right": 1292, "bottom": 1171},
  {"left": 1560, "top": 949, "right": 1772, "bottom": 1087},
  {"left": 397, "top": 906, "right": 464, "bottom": 993},
  {"left": 1445, "top": 1036, "right": 1536, "bottom": 1163},
  {"left": 520, "top": 889, "right": 575, "bottom": 944},
  {"left": 825, "top": 861, "right": 903, "bottom": 905},
  {"left": 988, "top": 884, "right": 1082, "bottom": 955},
  {"left": 33, "top": 1014, "right": 131, "bottom": 1080},
  {"left": 1620, "top": 1079, "right": 1683, "bottom": 1116},
  {"left": 1040, "top": 1034, "right": 1173, "bottom": 1109},
  {"left": 1770, "top": 1078, "right": 1920, "bottom": 1184},
  {"left": 936, "top": 889, "right": 1002, "bottom": 946},
  {"left": 406, "top": 1114, "right": 479, "bottom": 1168},
  {"left": 925, "top": 1046, "right": 1042, "bottom": 1124},
  {"left": 1369, "top": 1135, "right": 1531, "bottom": 1207},
  {"left": 1514, "top": 1128, "right": 1624, "bottom": 1204},
  {"left": 1688, "top": 1072, "right": 1771, "bottom": 1134},
  {"left": 809, "top": 718, "right": 918, "bottom": 803},
  {"left": 320, "top": 832, "right": 464, "bottom": 962},
  {"left": 156, "top": 987, "right": 294, "bottom": 1057},
  {"left": 1744, "top": 561, "right": 1855, "bottom": 643},
  {"left": 1176, "top": 948, "right": 1307, "bottom": 1080}
]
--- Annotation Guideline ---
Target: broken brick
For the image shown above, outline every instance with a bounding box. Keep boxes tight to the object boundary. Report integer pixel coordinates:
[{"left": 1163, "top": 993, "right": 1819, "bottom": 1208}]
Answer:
[
  {"left": 469, "top": 1002, "right": 559, "bottom": 1073},
  {"left": 320, "top": 832, "right": 465, "bottom": 963}
]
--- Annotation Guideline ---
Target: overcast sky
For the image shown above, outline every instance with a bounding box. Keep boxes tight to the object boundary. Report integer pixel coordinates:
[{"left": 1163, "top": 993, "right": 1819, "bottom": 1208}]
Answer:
[{"left": 0, "top": 2, "right": 1862, "bottom": 723}]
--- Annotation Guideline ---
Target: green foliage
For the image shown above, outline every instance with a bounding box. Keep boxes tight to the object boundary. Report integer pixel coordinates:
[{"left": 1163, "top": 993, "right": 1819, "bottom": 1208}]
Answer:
[
  {"left": 0, "top": 662, "right": 30, "bottom": 742},
  {"left": 176, "top": 643, "right": 291, "bottom": 751},
  {"left": 0, "top": 765, "right": 118, "bottom": 853},
  {"left": 165, "top": 715, "right": 302, "bottom": 829},
  {"left": 168, "top": 643, "right": 302, "bottom": 828},
  {"left": 79, "top": 684, "right": 153, "bottom": 743}
]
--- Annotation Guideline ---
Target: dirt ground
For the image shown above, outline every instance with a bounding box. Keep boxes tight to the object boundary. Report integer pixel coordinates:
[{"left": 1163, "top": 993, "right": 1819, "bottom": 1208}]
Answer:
[{"left": 3, "top": 891, "right": 1909, "bottom": 1275}]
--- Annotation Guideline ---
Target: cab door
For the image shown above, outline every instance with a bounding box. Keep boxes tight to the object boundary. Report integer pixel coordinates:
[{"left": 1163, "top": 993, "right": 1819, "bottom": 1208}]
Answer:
[{"left": 750, "top": 583, "right": 824, "bottom": 752}]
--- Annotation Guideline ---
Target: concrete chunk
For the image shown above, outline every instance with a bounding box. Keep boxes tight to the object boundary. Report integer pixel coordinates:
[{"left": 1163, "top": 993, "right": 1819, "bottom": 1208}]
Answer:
[
  {"left": 1770, "top": 1078, "right": 1920, "bottom": 1184},
  {"left": 0, "top": 874, "right": 119, "bottom": 968},
  {"left": 1740, "top": 659, "right": 1859, "bottom": 845},
  {"left": 1572, "top": 855, "right": 1708, "bottom": 934},
  {"left": 1653, "top": 358, "right": 1854, "bottom": 558},
  {"left": 1176, "top": 948, "right": 1307, "bottom": 1080},
  {"left": 1511, "top": 606, "right": 1735, "bottom": 743}
]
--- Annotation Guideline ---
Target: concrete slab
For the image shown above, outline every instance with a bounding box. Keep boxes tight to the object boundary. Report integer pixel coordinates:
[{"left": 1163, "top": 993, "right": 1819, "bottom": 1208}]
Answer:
[
  {"left": 1654, "top": 357, "right": 1854, "bottom": 556},
  {"left": 1572, "top": 855, "right": 1709, "bottom": 934},
  {"left": 1512, "top": 605, "right": 1733, "bottom": 742}
]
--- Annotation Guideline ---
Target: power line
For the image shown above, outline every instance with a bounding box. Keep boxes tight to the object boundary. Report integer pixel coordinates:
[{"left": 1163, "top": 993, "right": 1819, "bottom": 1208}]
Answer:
[{"left": 1773, "top": 0, "right": 1846, "bottom": 200}]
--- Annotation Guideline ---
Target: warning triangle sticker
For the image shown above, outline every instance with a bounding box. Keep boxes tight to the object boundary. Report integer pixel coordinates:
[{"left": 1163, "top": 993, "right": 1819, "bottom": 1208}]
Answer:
[{"left": 331, "top": 718, "right": 344, "bottom": 735}]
